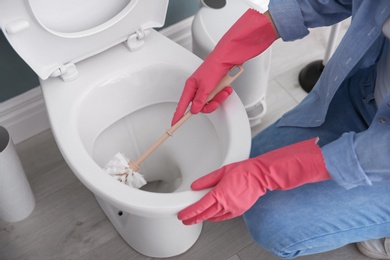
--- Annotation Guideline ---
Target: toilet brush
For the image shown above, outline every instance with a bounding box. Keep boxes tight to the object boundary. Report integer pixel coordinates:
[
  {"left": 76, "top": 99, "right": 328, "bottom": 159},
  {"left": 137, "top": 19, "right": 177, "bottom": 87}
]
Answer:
[{"left": 103, "top": 66, "right": 244, "bottom": 188}]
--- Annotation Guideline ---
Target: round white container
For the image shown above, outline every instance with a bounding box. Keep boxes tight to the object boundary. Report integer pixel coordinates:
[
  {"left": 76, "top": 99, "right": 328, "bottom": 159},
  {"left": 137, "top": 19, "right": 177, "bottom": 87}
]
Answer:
[{"left": 0, "top": 126, "right": 35, "bottom": 222}]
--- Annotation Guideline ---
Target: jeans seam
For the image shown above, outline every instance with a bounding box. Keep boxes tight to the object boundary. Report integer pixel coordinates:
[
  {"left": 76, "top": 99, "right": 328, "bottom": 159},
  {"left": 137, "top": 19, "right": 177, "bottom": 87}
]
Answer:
[{"left": 276, "top": 221, "right": 390, "bottom": 258}]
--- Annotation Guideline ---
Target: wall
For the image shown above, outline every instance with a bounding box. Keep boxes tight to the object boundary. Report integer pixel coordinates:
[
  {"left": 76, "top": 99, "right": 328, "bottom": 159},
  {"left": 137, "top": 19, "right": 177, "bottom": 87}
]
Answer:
[
  {"left": 0, "top": 31, "right": 39, "bottom": 102},
  {"left": 0, "top": 0, "right": 199, "bottom": 102}
]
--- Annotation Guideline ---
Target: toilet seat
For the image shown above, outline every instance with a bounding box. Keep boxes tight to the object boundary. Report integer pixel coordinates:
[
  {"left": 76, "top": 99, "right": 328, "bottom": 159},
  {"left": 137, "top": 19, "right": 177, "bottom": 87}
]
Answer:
[{"left": 0, "top": 0, "right": 169, "bottom": 81}]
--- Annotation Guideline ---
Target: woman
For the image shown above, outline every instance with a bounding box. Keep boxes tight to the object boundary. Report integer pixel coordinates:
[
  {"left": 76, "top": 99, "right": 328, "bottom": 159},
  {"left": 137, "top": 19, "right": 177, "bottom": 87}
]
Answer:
[{"left": 172, "top": 1, "right": 390, "bottom": 259}]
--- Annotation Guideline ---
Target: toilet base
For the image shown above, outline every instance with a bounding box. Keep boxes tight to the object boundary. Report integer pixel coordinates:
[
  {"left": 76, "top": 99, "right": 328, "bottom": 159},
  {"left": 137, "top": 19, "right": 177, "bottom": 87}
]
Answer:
[{"left": 95, "top": 196, "right": 202, "bottom": 258}]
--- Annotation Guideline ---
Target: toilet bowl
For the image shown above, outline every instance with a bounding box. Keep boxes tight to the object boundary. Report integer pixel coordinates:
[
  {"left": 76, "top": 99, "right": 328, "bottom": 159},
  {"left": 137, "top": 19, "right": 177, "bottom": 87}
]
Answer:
[{"left": 0, "top": 0, "right": 251, "bottom": 257}]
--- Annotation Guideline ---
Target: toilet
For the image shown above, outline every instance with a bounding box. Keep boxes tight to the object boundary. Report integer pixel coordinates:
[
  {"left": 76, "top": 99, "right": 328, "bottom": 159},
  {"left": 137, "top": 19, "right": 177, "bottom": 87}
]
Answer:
[{"left": 0, "top": 0, "right": 251, "bottom": 257}]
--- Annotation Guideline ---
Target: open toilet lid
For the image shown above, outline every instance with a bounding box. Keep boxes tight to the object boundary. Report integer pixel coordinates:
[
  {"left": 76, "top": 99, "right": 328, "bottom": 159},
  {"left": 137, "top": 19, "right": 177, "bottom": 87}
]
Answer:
[{"left": 0, "top": 0, "right": 169, "bottom": 80}]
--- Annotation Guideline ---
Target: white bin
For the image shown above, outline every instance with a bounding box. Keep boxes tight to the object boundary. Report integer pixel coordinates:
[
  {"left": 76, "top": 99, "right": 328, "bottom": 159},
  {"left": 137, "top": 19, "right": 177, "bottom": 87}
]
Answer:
[{"left": 0, "top": 126, "right": 35, "bottom": 222}]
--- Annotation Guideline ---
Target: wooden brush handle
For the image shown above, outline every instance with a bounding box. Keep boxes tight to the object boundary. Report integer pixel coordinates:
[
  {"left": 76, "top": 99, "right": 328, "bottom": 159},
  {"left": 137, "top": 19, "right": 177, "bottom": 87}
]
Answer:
[{"left": 129, "top": 65, "right": 244, "bottom": 171}]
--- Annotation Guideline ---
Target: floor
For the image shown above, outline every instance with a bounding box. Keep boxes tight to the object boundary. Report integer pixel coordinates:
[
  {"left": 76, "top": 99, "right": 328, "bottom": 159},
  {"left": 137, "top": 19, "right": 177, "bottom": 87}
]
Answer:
[{"left": 1, "top": 20, "right": 374, "bottom": 260}]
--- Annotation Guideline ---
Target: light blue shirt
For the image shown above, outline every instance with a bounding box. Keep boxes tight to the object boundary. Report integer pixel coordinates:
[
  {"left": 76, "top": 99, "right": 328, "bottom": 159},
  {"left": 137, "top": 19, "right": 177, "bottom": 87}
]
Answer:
[
  {"left": 268, "top": 0, "right": 390, "bottom": 189},
  {"left": 375, "top": 16, "right": 390, "bottom": 106}
]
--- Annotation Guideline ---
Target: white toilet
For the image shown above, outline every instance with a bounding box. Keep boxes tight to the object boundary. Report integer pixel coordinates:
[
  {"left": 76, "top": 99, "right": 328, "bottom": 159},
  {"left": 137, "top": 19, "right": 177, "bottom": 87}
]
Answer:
[{"left": 0, "top": 0, "right": 251, "bottom": 257}]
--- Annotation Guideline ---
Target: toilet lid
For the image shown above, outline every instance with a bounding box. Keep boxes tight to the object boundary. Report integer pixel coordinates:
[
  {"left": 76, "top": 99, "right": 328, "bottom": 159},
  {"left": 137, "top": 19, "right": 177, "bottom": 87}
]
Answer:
[{"left": 0, "top": 0, "right": 169, "bottom": 80}]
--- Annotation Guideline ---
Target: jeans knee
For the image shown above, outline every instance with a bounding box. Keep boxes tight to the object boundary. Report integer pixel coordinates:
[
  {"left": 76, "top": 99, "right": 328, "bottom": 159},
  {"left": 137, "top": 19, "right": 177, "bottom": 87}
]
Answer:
[
  {"left": 250, "top": 120, "right": 300, "bottom": 158},
  {"left": 243, "top": 211, "right": 302, "bottom": 259},
  {"left": 250, "top": 132, "right": 283, "bottom": 157}
]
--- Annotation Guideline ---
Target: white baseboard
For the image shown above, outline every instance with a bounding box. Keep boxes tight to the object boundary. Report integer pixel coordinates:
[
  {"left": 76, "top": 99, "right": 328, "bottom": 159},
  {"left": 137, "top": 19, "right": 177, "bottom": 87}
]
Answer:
[
  {"left": 0, "top": 87, "right": 49, "bottom": 144},
  {"left": 0, "top": 17, "right": 194, "bottom": 144}
]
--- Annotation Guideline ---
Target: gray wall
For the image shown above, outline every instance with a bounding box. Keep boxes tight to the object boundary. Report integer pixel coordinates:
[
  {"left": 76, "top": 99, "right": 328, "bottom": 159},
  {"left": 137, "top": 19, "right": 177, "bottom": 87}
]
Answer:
[{"left": 0, "top": 1, "right": 199, "bottom": 102}]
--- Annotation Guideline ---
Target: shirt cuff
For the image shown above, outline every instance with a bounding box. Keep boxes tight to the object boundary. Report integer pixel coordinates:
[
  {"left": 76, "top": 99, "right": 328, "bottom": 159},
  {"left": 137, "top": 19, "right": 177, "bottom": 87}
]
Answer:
[{"left": 268, "top": 0, "right": 310, "bottom": 41}]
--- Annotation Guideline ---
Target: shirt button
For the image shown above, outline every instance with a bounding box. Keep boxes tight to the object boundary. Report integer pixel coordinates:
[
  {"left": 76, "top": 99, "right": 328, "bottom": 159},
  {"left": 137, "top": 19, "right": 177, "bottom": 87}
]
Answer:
[
  {"left": 379, "top": 118, "right": 387, "bottom": 123},
  {"left": 387, "top": 102, "right": 390, "bottom": 107}
]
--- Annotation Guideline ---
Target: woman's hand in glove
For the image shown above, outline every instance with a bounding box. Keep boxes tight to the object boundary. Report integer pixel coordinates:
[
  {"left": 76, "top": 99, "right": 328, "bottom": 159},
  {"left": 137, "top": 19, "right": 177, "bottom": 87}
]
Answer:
[
  {"left": 178, "top": 138, "right": 331, "bottom": 225},
  {"left": 171, "top": 9, "right": 278, "bottom": 125}
]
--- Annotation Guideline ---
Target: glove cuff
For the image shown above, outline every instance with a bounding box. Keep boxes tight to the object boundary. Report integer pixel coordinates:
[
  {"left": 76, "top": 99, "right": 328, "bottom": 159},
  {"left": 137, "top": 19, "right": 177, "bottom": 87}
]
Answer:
[
  {"left": 210, "top": 8, "right": 277, "bottom": 67},
  {"left": 256, "top": 138, "right": 331, "bottom": 191}
]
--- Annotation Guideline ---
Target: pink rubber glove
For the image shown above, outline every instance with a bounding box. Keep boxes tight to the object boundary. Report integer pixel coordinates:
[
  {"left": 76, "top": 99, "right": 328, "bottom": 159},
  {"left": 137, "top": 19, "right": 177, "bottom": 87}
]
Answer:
[
  {"left": 178, "top": 138, "right": 331, "bottom": 225},
  {"left": 171, "top": 9, "right": 277, "bottom": 125}
]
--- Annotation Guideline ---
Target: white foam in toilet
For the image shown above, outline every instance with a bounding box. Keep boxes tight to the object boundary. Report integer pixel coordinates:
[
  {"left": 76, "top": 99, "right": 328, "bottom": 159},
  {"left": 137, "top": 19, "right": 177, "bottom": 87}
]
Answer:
[{"left": 0, "top": 0, "right": 251, "bottom": 257}]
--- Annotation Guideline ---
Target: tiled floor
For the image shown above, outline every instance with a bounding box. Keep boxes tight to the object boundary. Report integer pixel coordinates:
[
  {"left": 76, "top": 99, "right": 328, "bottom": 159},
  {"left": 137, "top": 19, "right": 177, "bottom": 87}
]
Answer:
[{"left": 0, "top": 19, "right": 373, "bottom": 260}]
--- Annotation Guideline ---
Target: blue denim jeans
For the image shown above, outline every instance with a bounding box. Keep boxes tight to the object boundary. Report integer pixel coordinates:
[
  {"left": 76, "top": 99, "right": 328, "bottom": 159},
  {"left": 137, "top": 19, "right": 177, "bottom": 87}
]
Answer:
[{"left": 243, "top": 66, "right": 390, "bottom": 258}]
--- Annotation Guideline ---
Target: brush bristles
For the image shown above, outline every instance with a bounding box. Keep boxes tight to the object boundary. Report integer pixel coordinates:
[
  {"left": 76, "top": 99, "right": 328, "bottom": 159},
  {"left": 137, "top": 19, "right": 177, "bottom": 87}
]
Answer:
[{"left": 103, "top": 152, "right": 147, "bottom": 189}]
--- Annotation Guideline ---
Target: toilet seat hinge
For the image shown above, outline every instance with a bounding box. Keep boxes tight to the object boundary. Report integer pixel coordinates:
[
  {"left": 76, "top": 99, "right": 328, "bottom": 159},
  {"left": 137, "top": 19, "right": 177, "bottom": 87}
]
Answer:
[
  {"left": 50, "top": 63, "right": 79, "bottom": 82},
  {"left": 126, "top": 28, "right": 146, "bottom": 52}
]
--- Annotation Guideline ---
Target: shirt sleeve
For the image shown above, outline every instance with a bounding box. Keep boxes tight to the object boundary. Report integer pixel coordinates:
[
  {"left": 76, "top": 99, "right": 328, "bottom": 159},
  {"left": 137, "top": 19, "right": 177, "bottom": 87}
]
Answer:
[
  {"left": 268, "top": 0, "right": 353, "bottom": 41},
  {"left": 321, "top": 121, "right": 390, "bottom": 189}
]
